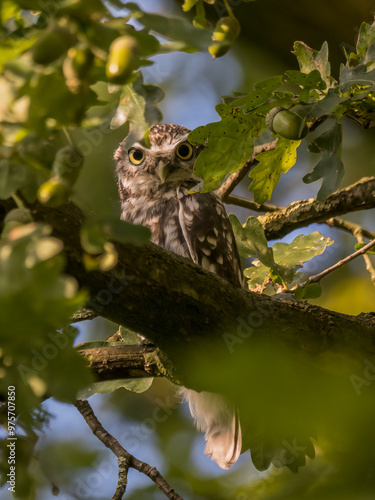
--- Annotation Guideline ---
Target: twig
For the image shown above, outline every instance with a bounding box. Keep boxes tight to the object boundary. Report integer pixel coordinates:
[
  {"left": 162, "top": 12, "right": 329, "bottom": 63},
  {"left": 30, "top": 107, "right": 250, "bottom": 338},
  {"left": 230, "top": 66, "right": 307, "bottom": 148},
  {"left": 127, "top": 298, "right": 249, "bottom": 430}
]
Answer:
[
  {"left": 218, "top": 161, "right": 255, "bottom": 201},
  {"left": 74, "top": 400, "right": 184, "bottom": 500},
  {"left": 223, "top": 0, "right": 235, "bottom": 18},
  {"left": 325, "top": 217, "right": 375, "bottom": 240},
  {"left": 11, "top": 193, "right": 26, "bottom": 210},
  {"left": 218, "top": 140, "right": 278, "bottom": 200},
  {"left": 324, "top": 217, "right": 375, "bottom": 286},
  {"left": 225, "top": 194, "right": 283, "bottom": 212},
  {"left": 355, "top": 231, "right": 375, "bottom": 286},
  {"left": 62, "top": 126, "right": 75, "bottom": 148},
  {"left": 309, "top": 238, "right": 375, "bottom": 284},
  {"left": 113, "top": 457, "right": 130, "bottom": 500}
]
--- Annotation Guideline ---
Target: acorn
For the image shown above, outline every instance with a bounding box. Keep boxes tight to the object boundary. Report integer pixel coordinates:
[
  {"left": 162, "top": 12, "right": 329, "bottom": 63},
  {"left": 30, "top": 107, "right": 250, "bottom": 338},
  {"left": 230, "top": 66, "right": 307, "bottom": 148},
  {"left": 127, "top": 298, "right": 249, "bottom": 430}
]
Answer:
[
  {"left": 106, "top": 35, "right": 140, "bottom": 84},
  {"left": 32, "top": 26, "right": 75, "bottom": 65},
  {"left": 209, "top": 16, "right": 240, "bottom": 59},
  {"left": 266, "top": 107, "right": 308, "bottom": 140},
  {"left": 69, "top": 46, "right": 94, "bottom": 78}
]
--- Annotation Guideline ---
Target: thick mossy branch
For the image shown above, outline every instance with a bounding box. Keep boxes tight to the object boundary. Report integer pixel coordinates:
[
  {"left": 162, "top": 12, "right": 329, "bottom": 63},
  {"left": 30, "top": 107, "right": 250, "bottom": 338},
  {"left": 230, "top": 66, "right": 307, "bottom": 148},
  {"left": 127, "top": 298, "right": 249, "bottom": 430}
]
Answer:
[
  {"left": 1, "top": 193, "right": 375, "bottom": 389},
  {"left": 259, "top": 177, "right": 375, "bottom": 240},
  {"left": 7, "top": 199, "right": 374, "bottom": 387}
]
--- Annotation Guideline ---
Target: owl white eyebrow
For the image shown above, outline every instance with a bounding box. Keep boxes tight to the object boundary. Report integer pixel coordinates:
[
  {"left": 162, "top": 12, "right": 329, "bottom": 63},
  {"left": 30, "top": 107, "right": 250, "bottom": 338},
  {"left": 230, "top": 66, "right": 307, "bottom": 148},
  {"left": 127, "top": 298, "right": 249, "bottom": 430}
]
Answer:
[
  {"left": 149, "top": 135, "right": 190, "bottom": 151},
  {"left": 128, "top": 143, "right": 143, "bottom": 151}
]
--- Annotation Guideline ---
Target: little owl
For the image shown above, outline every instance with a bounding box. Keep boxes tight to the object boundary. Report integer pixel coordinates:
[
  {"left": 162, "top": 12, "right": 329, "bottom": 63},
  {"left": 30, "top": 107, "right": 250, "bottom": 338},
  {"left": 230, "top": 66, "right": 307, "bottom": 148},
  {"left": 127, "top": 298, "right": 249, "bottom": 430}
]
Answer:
[{"left": 114, "top": 123, "right": 243, "bottom": 469}]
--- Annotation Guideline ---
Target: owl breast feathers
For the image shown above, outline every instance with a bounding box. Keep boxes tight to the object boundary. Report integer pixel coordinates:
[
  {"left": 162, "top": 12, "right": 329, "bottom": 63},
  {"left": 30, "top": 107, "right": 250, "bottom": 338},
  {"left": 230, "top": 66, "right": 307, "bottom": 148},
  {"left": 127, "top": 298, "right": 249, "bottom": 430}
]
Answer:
[{"left": 114, "top": 123, "right": 243, "bottom": 288}]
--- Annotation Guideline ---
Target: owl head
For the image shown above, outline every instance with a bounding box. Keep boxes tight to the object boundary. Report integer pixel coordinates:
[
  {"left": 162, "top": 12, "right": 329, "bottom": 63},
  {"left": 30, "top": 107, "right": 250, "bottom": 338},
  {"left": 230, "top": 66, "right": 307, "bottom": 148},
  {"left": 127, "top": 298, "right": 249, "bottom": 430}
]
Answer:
[{"left": 114, "top": 124, "right": 202, "bottom": 195}]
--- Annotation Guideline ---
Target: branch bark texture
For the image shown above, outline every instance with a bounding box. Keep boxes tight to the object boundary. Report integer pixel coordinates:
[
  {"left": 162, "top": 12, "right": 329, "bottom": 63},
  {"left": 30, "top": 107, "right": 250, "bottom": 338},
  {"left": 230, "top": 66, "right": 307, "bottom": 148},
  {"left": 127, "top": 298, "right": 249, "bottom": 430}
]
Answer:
[
  {"left": 76, "top": 344, "right": 163, "bottom": 380},
  {"left": 1, "top": 190, "right": 375, "bottom": 389},
  {"left": 10, "top": 198, "right": 374, "bottom": 388},
  {"left": 258, "top": 177, "right": 375, "bottom": 240}
]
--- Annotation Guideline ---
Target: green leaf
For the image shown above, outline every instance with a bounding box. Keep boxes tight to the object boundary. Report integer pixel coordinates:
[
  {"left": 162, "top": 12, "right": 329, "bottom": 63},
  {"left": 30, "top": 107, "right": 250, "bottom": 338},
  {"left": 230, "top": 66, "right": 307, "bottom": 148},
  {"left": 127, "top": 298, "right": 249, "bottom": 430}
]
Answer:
[
  {"left": 81, "top": 218, "right": 150, "bottom": 254},
  {"left": 243, "top": 263, "right": 271, "bottom": 291},
  {"left": 0, "top": 0, "right": 20, "bottom": 22},
  {"left": 295, "top": 282, "right": 323, "bottom": 300},
  {"left": 26, "top": 70, "right": 95, "bottom": 128},
  {"left": 249, "top": 136, "right": 300, "bottom": 204},
  {"left": 193, "top": 0, "right": 210, "bottom": 29},
  {"left": 107, "top": 73, "right": 164, "bottom": 144},
  {"left": 303, "top": 282, "right": 323, "bottom": 299},
  {"left": 273, "top": 232, "right": 333, "bottom": 269},
  {"left": 339, "top": 64, "right": 375, "bottom": 93},
  {"left": 293, "top": 41, "right": 334, "bottom": 87},
  {"left": 303, "top": 122, "right": 344, "bottom": 200},
  {"left": 228, "top": 76, "right": 283, "bottom": 112},
  {"left": 102, "top": 218, "right": 151, "bottom": 245},
  {"left": 356, "top": 22, "right": 375, "bottom": 60},
  {"left": 124, "top": 2, "right": 211, "bottom": 52},
  {"left": 0, "top": 158, "right": 29, "bottom": 199},
  {"left": 304, "top": 89, "right": 347, "bottom": 120},
  {"left": 243, "top": 231, "right": 333, "bottom": 289},
  {"left": 0, "top": 36, "right": 36, "bottom": 73},
  {"left": 355, "top": 242, "right": 375, "bottom": 255},
  {"left": 182, "top": 0, "right": 198, "bottom": 11},
  {"left": 82, "top": 377, "right": 154, "bottom": 397},
  {"left": 0, "top": 223, "right": 90, "bottom": 420},
  {"left": 189, "top": 106, "right": 265, "bottom": 192},
  {"left": 283, "top": 69, "right": 325, "bottom": 90},
  {"left": 229, "top": 215, "right": 274, "bottom": 265}
]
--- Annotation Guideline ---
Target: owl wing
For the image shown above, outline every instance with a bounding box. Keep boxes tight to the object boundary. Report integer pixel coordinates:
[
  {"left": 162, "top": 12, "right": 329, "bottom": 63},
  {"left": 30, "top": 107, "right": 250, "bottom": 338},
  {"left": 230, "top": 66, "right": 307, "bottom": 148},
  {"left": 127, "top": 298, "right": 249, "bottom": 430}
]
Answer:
[{"left": 177, "top": 190, "right": 243, "bottom": 288}]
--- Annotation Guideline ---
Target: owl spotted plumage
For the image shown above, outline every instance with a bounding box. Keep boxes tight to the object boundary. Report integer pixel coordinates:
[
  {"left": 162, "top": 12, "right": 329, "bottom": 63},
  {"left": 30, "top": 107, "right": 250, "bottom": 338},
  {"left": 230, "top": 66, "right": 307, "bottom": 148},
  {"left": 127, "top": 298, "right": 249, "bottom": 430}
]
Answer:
[
  {"left": 115, "top": 123, "right": 243, "bottom": 469},
  {"left": 115, "top": 124, "right": 243, "bottom": 288}
]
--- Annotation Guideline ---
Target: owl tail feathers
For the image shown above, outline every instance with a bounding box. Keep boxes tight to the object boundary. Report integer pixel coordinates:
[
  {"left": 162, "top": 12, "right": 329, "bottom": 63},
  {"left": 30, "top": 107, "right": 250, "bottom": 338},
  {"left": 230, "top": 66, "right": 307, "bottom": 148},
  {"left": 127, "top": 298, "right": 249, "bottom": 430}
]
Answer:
[{"left": 178, "top": 387, "right": 242, "bottom": 469}]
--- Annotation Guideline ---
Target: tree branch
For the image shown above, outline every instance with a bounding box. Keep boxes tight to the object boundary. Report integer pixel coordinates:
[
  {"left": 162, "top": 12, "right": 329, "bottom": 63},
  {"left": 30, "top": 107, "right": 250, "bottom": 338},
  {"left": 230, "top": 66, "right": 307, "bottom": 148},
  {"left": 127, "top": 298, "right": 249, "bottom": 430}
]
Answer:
[
  {"left": 355, "top": 232, "right": 375, "bottom": 285},
  {"left": 309, "top": 238, "right": 375, "bottom": 284},
  {"left": 1, "top": 195, "right": 375, "bottom": 389},
  {"left": 225, "top": 194, "right": 283, "bottom": 212},
  {"left": 74, "top": 399, "right": 184, "bottom": 500},
  {"left": 76, "top": 344, "right": 165, "bottom": 380},
  {"left": 258, "top": 177, "right": 375, "bottom": 240},
  {"left": 325, "top": 217, "right": 375, "bottom": 240},
  {"left": 221, "top": 176, "right": 375, "bottom": 241},
  {"left": 4, "top": 198, "right": 370, "bottom": 388}
]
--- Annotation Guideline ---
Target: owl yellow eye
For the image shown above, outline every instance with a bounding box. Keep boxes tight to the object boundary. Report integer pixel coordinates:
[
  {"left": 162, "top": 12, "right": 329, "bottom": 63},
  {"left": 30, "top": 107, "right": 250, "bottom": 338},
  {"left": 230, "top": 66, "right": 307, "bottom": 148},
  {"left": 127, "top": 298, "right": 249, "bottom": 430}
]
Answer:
[
  {"left": 176, "top": 142, "right": 193, "bottom": 160},
  {"left": 128, "top": 148, "right": 144, "bottom": 165}
]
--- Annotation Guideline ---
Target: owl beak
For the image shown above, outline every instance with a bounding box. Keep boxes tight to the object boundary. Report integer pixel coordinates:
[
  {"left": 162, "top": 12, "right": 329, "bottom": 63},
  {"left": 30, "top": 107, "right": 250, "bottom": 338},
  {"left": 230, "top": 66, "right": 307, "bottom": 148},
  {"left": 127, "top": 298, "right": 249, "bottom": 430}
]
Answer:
[{"left": 156, "top": 161, "right": 171, "bottom": 184}]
